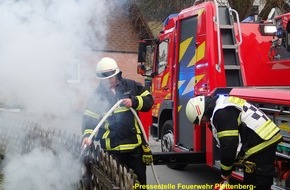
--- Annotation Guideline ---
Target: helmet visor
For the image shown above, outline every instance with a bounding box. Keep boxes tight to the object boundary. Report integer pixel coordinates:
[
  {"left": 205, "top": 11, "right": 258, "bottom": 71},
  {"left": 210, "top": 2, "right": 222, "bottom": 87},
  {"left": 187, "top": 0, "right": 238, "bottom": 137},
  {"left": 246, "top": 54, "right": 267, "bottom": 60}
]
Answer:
[{"left": 96, "top": 70, "right": 116, "bottom": 78}]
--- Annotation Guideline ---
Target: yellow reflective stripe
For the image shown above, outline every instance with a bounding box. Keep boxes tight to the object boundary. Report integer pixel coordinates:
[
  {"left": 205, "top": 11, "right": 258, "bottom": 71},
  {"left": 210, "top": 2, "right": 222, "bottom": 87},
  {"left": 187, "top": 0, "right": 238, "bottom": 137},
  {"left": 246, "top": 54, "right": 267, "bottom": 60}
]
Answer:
[
  {"left": 228, "top": 97, "right": 246, "bottom": 106},
  {"left": 217, "top": 130, "right": 239, "bottom": 138},
  {"left": 102, "top": 122, "right": 110, "bottom": 151},
  {"left": 220, "top": 163, "right": 233, "bottom": 171},
  {"left": 114, "top": 107, "right": 130, "bottom": 113},
  {"left": 105, "top": 138, "right": 111, "bottom": 150},
  {"left": 103, "top": 120, "right": 143, "bottom": 151},
  {"left": 83, "top": 129, "right": 93, "bottom": 136},
  {"left": 245, "top": 133, "right": 282, "bottom": 157},
  {"left": 103, "top": 122, "right": 111, "bottom": 150},
  {"left": 84, "top": 110, "right": 100, "bottom": 119},
  {"left": 135, "top": 90, "right": 150, "bottom": 110},
  {"left": 110, "top": 134, "right": 142, "bottom": 151},
  {"left": 136, "top": 96, "right": 143, "bottom": 110},
  {"left": 256, "top": 120, "right": 279, "bottom": 140},
  {"left": 102, "top": 122, "right": 110, "bottom": 138},
  {"left": 140, "top": 90, "right": 150, "bottom": 97}
]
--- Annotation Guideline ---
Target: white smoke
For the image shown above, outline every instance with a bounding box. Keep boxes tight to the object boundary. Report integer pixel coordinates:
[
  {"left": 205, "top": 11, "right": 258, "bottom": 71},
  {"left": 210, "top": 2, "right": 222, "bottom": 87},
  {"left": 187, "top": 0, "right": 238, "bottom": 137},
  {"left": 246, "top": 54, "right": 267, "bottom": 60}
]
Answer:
[
  {"left": 0, "top": 0, "right": 129, "bottom": 189},
  {"left": 3, "top": 147, "right": 81, "bottom": 190},
  {"left": 0, "top": 114, "right": 85, "bottom": 189},
  {"left": 0, "top": 0, "right": 110, "bottom": 116}
]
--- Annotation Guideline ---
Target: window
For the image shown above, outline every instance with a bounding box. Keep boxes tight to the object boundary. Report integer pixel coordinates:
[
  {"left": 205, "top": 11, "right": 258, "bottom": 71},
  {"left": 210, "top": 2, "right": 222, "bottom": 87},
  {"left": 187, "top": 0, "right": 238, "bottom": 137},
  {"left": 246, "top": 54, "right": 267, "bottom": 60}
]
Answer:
[
  {"left": 67, "top": 60, "right": 81, "bottom": 84},
  {"left": 157, "top": 41, "right": 168, "bottom": 74}
]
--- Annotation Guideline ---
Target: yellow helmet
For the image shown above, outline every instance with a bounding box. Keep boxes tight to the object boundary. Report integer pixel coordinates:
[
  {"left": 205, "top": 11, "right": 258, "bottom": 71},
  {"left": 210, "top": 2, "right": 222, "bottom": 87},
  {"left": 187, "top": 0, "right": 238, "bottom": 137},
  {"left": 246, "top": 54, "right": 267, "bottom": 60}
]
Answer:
[
  {"left": 96, "top": 57, "right": 120, "bottom": 79},
  {"left": 186, "top": 96, "right": 205, "bottom": 125}
]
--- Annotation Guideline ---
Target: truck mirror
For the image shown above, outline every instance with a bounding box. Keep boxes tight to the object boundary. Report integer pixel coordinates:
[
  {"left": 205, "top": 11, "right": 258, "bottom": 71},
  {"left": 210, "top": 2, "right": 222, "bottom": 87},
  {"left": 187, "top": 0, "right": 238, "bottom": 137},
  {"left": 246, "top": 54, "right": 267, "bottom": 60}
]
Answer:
[
  {"left": 267, "top": 8, "right": 276, "bottom": 22},
  {"left": 137, "top": 64, "right": 146, "bottom": 75},
  {"left": 287, "top": 22, "right": 290, "bottom": 52},
  {"left": 259, "top": 24, "right": 276, "bottom": 36},
  {"left": 138, "top": 41, "right": 147, "bottom": 63},
  {"left": 286, "top": 33, "right": 290, "bottom": 51}
]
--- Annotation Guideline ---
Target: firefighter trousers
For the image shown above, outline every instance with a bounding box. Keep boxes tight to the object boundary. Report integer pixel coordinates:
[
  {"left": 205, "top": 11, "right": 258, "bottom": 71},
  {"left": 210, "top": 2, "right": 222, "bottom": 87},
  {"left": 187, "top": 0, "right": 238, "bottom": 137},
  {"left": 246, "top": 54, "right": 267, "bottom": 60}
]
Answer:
[
  {"left": 109, "top": 146, "right": 147, "bottom": 186},
  {"left": 242, "top": 145, "right": 277, "bottom": 190}
]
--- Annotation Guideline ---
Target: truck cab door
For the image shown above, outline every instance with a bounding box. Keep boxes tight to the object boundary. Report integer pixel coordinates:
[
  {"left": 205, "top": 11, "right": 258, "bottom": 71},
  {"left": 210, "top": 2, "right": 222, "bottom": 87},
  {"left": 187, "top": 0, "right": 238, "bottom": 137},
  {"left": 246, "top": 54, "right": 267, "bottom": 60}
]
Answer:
[
  {"left": 175, "top": 15, "right": 198, "bottom": 151},
  {"left": 151, "top": 40, "right": 171, "bottom": 117}
]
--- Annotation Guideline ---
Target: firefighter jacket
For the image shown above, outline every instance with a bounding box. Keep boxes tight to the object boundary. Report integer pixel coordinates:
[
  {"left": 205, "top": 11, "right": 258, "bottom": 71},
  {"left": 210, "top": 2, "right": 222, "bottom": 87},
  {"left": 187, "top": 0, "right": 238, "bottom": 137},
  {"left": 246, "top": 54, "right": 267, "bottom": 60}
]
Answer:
[
  {"left": 82, "top": 76, "right": 153, "bottom": 152},
  {"left": 208, "top": 95, "right": 282, "bottom": 176}
]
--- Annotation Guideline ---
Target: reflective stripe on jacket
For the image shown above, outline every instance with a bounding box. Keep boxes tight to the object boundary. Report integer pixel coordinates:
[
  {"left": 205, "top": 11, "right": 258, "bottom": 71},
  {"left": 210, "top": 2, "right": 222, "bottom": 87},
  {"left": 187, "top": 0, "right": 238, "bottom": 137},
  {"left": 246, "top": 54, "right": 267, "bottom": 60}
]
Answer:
[{"left": 211, "top": 96, "right": 280, "bottom": 152}]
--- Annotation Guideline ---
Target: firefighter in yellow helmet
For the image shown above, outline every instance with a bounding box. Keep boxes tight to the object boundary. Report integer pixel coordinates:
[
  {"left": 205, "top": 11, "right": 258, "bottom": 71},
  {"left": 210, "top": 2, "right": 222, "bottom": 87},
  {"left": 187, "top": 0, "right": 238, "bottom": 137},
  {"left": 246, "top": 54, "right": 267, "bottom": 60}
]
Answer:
[
  {"left": 186, "top": 95, "right": 282, "bottom": 190},
  {"left": 82, "top": 57, "right": 154, "bottom": 186}
]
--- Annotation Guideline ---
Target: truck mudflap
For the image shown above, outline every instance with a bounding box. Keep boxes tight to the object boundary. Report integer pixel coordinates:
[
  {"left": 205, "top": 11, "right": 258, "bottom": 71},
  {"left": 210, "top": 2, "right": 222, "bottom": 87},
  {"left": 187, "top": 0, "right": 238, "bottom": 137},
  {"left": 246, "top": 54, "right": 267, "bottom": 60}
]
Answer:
[{"left": 152, "top": 151, "right": 206, "bottom": 165}]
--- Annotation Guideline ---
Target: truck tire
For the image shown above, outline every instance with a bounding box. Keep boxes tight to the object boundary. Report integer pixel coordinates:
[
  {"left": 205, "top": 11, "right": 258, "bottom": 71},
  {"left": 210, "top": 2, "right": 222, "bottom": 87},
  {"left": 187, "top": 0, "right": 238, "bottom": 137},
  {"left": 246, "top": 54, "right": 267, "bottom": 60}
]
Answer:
[{"left": 161, "top": 120, "right": 187, "bottom": 170}]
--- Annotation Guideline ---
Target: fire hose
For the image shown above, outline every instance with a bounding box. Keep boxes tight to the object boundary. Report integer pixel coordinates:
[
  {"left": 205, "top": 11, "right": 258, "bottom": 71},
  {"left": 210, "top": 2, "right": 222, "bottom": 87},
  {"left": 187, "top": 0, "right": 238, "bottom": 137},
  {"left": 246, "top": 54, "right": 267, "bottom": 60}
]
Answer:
[{"left": 79, "top": 99, "right": 162, "bottom": 188}]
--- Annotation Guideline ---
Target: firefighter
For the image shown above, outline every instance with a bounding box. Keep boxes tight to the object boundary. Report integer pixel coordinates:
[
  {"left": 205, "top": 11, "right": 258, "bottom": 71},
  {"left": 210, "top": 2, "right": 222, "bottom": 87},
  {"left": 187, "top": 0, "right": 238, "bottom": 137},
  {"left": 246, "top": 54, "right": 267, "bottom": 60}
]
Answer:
[
  {"left": 81, "top": 57, "right": 154, "bottom": 186},
  {"left": 185, "top": 95, "right": 282, "bottom": 190}
]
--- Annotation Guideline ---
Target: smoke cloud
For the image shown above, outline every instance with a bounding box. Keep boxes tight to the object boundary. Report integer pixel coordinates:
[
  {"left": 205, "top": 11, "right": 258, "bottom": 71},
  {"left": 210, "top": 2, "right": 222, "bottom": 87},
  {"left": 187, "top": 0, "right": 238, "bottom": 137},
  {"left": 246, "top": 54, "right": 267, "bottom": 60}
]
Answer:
[
  {"left": 0, "top": 0, "right": 129, "bottom": 189},
  {"left": 0, "top": 0, "right": 110, "bottom": 116},
  {"left": 0, "top": 114, "right": 83, "bottom": 190},
  {"left": 3, "top": 144, "right": 81, "bottom": 190}
]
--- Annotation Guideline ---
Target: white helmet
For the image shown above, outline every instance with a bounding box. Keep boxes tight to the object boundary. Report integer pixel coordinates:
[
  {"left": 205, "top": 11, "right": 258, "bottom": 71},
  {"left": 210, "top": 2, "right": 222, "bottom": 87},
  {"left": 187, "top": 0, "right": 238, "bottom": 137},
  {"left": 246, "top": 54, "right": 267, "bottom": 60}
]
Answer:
[
  {"left": 186, "top": 96, "right": 205, "bottom": 125},
  {"left": 96, "top": 57, "right": 120, "bottom": 79}
]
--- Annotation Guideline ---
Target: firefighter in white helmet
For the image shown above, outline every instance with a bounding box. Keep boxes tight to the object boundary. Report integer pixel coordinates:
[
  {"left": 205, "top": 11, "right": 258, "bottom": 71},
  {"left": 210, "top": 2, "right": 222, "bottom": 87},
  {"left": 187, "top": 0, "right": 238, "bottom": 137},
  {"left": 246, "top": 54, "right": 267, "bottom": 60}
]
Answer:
[
  {"left": 95, "top": 57, "right": 120, "bottom": 79},
  {"left": 81, "top": 57, "right": 153, "bottom": 186},
  {"left": 185, "top": 95, "right": 282, "bottom": 190}
]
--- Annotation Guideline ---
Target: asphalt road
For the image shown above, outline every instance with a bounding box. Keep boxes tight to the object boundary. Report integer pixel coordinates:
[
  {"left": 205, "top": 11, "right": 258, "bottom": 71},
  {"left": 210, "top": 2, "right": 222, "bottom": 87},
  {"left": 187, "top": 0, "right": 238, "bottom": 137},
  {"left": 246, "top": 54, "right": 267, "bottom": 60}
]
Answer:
[
  {"left": 146, "top": 164, "right": 221, "bottom": 189},
  {"left": 146, "top": 138, "right": 222, "bottom": 190}
]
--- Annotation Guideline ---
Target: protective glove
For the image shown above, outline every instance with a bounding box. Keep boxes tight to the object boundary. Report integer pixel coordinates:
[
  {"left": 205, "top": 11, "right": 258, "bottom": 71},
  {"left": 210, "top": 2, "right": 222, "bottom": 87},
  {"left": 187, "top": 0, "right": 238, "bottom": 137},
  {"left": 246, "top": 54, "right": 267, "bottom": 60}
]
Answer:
[
  {"left": 142, "top": 144, "right": 153, "bottom": 165},
  {"left": 244, "top": 161, "right": 256, "bottom": 173},
  {"left": 234, "top": 156, "right": 256, "bottom": 173},
  {"left": 234, "top": 155, "right": 245, "bottom": 168}
]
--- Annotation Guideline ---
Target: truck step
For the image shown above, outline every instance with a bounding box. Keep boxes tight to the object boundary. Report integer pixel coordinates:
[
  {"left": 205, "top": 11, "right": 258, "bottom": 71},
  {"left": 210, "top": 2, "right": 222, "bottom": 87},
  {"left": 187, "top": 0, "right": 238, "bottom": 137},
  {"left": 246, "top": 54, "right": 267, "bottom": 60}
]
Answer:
[
  {"left": 220, "top": 24, "right": 234, "bottom": 29},
  {"left": 222, "top": 44, "right": 237, "bottom": 49},
  {"left": 224, "top": 65, "right": 241, "bottom": 70}
]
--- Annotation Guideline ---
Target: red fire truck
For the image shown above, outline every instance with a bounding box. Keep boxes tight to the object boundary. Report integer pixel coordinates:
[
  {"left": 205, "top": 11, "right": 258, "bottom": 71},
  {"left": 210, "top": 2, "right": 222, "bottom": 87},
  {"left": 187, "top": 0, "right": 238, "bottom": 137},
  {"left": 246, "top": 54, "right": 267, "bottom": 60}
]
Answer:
[{"left": 137, "top": 0, "right": 290, "bottom": 189}]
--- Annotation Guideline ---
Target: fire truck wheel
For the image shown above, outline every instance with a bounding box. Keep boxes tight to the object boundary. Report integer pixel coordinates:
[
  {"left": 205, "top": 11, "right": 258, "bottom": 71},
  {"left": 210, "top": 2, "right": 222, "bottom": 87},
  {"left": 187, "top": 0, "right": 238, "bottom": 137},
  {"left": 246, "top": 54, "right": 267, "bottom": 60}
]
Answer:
[{"left": 161, "top": 120, "right": 187, "bottom": 170}]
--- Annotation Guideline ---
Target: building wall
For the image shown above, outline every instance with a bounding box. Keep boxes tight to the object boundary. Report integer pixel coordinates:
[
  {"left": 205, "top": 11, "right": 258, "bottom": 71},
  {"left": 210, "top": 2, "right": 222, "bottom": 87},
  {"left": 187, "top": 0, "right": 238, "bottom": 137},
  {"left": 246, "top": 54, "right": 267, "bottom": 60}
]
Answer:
[
  {"left": 105, "top": 6, "right": 140, "bottom": 53},
  {"left": 88, "top": 3, "right": 143, "bottom": 83},
  {"left": 74, "top": 4, "right": 146, "bottom": 111},
  {"left": 99, "top": 3, "right": 143, "bottom": 82}
]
